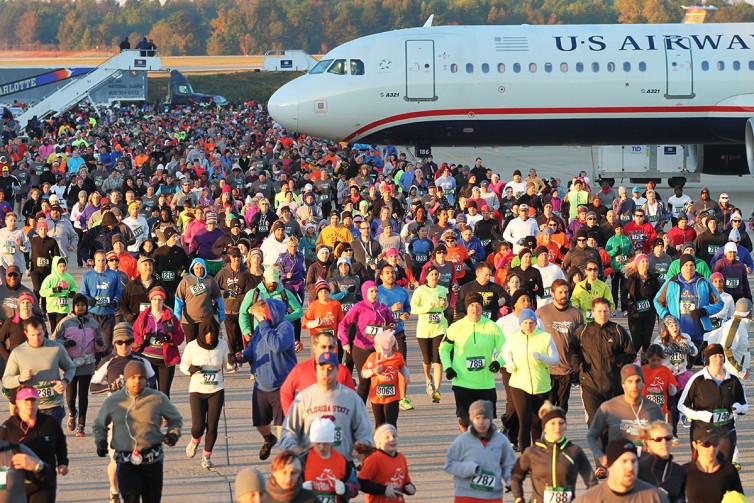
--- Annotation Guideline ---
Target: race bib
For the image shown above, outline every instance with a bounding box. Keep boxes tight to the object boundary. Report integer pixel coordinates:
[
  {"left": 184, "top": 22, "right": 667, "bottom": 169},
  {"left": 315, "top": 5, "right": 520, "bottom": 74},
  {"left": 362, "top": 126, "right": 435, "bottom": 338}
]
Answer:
[
  {"left": 454, "top": 263, "right": 462, "bottom": 274},
  {"left": 482, "top": 311, "right": 492, "bottom": 319},
  {"left": 3, "top": 241, "right": 15, "bottom": 255},
  {"left": 95, "top": 296, "right": 110, "bottom": 307},
  {"left": 259, "top": 223, "right": 269, "bottom": 233},
  {"left": 333, "top": 427, "right": 342, "bottom": 447},
  {"left": 543, "top": 287, "right": 551, "bottom": 298},
  {"left": 366, "top": 257, "right": 376, "bottom": 266},
  {"left": 466, "top": 356, "right": 486, "bottom": 371},
  {"left": 636, "top": 300, "right": 651, "bottom": 313},
  {"left": 726, "top": 277, "right": 740, "bottom": 289},
  {"left": 482, "top": 239, "right": 491, "bottom": 247},
  {"left": 470, "top": 470, "right": 497, "bottom": 492},
  {"left": 34, "top": 384, "right": 56, "bottom": 405},
  {"left": 189, "top": 282, "right": 207, "bottom": 296},
  {"left": 427, "top": 312, "right": 442, "bottom": 324},
  {"left": 647, "top": 392, "right": 665, "bottom": 407},
  {"left": 315, "top": 495, "right": 335, "bottom": 503},
  {"left": 36, "top": 257, "right": 50, "bottom": 267},
  {"left": 375, "top": 384, "right": 396, "bottom": 398},
  {"left": 670, "top": 352, "right": 685, "bottom": 365},
  {"left": 585, "top": 310, "right": 593, "bottom": 321},
  {"left": 56, "top": 297, "right": 69, "bottom": 306},
  {"left": 708, "top": 245, "right": 720, "bottom": 255},
  {"left": 161, "top": 271, "right": 175, "bottom": 281},
  {"left": 415, "top": 253, "right": 428, "bottom": 263},
  {"left": 616, "top": 255, "right": 628, "bottom": 264},
  {"left": 544, "top": 486, "right": 573, "bottom": 503},
  {"left": 679, "top": 300, "right": 696, "bottom": 315},
  {"left": 200, "top": 370, "right": 218, "bottom": 386},
  {"left": 133, "top": 226, "right": 144, "bottom": 237},
  {"left": 365, "top": 324, "right": 381, "bottom": 338},
  {"left": 712, "top": 408, "right": 733, "bottom": 426},
  {"left": 139, "top": 303, "right": 150, "bottom": 312}
]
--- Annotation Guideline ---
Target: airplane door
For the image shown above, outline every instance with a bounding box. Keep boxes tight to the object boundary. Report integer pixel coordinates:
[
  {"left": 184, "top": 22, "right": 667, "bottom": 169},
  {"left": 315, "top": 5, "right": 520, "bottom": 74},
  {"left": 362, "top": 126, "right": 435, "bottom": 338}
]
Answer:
[
  {"left": 664, "top": 37, "right": 695, "bottom": 99},
  {"left": 405, "top": 40, "right": 437, "bottom": 102}
]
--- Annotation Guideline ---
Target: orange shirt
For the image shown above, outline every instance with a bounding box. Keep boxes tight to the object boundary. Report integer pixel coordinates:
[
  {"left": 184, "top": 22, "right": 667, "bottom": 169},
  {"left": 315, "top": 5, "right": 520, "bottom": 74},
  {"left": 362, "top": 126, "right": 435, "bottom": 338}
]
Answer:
[
  {"left": 365, "top": 352, "right": 406, "bottom": 405},
  {"left": 642, "top": 364, "right": 678, "bottom": 415},
  {"left": 117, "top": 252, "right": 138, "bottom": 280},
  {"left": 304, "top": 448, "right": 348, "bottom": 503},
  {"left": 359, "top": 450, "right": 412, "bottom": 503},
  {"left": 134, "top": 154, "right": 149, "bottom": 167},
  {"left": 446, "top": 244, "right": 470, "bottom": 280},
  {"left": 302, "top": 300, "right": 344, "bottom": 339}
]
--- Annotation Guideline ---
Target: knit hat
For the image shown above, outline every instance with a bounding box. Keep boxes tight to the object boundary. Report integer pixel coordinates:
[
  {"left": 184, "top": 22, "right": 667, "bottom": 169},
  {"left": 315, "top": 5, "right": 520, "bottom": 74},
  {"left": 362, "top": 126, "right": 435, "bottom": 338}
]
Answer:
[
  {"left": 734, "top": 298, "right": 752, "bottom": 318},
  {"left": 710, "top": 272, "right": 724, "bottom": 282},
  {"left": 540, "top": 403, "right": 567, "bottom": 428},
  {"left": 518, "top": 308, "right": 537, "bottom": 325},
  {"left": 373, "top": 423, "right": 398, "bottom": 449},
  {"left": 605, "top": 439, "right": 638, "bottom": 467},
  {"left": 468, "top": 399, "right": 493, "bottom": 420},
  {"left": 270, "top": 220, "right": 285, "bottom": 232},
  {"left": 163, "top": 227, "right": 178, "bottom": 242},
  {"left": 681, "top": 242, "right": 695, "bottom": 253},
  {"left": 314, "top": 279, "right": 330, "bottom": 295},
  {"left": 663, "top": 315, "right": 679, "bottom": 327},
  {"left": 106, "top": 250, "right": 118, "bottom": 260},
  {"left": 518, "top": 247, "right": 532, "bottom": 259},
  {"left": 465, "top": 292, "right": 483, "bottom": 308},
  {"left": 510, "top": 289, "right": 531, "bottom": 309},
  {"left": 36, "top": 221, "right": 48, "bottom": 230},
  {"left": 205, "top": 212, "right": 218, "bottom": 224},
  {"left": 724, "top": 242, "right": 737, "bottom": 254},
  {"left": 310, "top": 417, "right": 336, "bottom": 443},
  {"left": 71, "top": 293, "right": 88, "bottom": 308},
  {"left": 111, "top": 234, "right": 124, "bottom": 246},
  {"left": 634, "top": 253, "right": 648, "bottom": 264},
  {"left": 704, "top": 343, "right": 725, "bottom": 359},
  {"left": 374, "top": 331, "right": 396, "bottom": 354},
  {"left": 123, "top": 360, "right": 146, "bottom": 381},
  {"left": 128, "top": 201, "right": 139, "bottom": 212},
  {"left": 534, "top": 245, "right": 549, "bottom": 258},
  {"left": 113, "top": 322, "right": 135, "bottom": 343},
  {"left": 336, "top": 256, "right": 351, "bottom": 267},
  {"left": 385, "top": 248, "right": 399, "bottom": 258},
  {"left": 249, "top": 249, "right": 263, "bottom": 260},
  {"left": 678, "top": 253, "right": 695, "bottom": 269},
  {"left": 620, "top": 364, "right": 644, "bottom": 384},
  {"left": 235, "top": 468, "right": 265, "bottom": 499}
]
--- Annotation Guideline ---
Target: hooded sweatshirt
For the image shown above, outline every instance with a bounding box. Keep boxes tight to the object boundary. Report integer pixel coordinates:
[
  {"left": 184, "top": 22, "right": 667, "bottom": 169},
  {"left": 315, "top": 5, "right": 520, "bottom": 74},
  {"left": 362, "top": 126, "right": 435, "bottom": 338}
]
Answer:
[
  {"left": 39, "top": 257, "right": 78, "bottom": 315},
  {"left": 337, "top": 281, "right": 395, "bottom": 351},
  {"left": 238, "top": 298, "right": 296, "bottom": 391},
  {"left": 174, "top": 258, "right": 225, "bottom": 324},
  {"left": 81, "top": 266, "right": 122, "bottom": 316},
  {"left": 179, "top": 332, "right": 229, "bottom": 394},
  {"left": 50, "top": 302, "right": 104, "bottom": 376},
  {"left": 29, "top": 234, "right": 60, "bottom": 275}
]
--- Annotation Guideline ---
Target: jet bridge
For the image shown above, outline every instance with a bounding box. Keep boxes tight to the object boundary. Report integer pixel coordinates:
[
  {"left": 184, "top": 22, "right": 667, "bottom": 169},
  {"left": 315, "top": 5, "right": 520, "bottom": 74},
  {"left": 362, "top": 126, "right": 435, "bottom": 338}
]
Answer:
[{"left": 16, "top": 50, "right": 162, "bottom": 130}]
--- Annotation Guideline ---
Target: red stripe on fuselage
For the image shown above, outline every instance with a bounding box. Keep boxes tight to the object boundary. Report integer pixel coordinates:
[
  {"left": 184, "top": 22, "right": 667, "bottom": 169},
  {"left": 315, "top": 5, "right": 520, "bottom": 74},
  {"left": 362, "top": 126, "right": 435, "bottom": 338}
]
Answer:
[{"left": 343, "top": 105, "right": 754, "bottom": 142}]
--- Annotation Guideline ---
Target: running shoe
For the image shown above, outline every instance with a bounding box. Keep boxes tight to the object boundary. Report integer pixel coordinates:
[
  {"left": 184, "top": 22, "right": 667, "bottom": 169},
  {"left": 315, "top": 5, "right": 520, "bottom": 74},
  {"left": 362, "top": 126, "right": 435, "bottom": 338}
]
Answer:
[
  {"left": 680, "top": 414, "right": 691, "bottom": 428},
  {"left": 76, "top": 426, "right": 85, "bottom": 438},
  {"left": 110, "top": 492, "right": 120, "bottom": 503},
  {"left": 595, "top": 467, "right": 608, "bottom": 479},
  {"left": 431, "top": 390, "right": 441, "bottom": 403},
  {"left": 425, "top": 381, "right": 434, "bottom": 396},
  {"left": 398, "top": 397, "right": 414, "bottom": 410},
  {"left": 733, "top": 462, "right": 742, "bottom": 471},
  {"left": 201, "top": 456, "right": 214, "bottom": 469},
  {"left": 226, "top": 362, "right": 237, "bottom": 374},
  {"left": 186, "top": 439, "right": 198, "bottom": 459},
  {"left": 259, "top": 434, "right": 278, "bottom": 461},
  {"left": 67, "top": 414, "right": 76, "bottom": 432},
  {"left": 672, "top": 436, "right": 680, "bottom": 446}
]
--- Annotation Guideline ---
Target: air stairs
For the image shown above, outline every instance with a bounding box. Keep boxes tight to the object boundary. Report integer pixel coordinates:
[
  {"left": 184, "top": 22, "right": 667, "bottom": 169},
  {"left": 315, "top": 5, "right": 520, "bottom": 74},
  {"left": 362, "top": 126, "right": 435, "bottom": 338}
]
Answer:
[{"left": 16, "top": 49, "right": 162, "bottom": 130}]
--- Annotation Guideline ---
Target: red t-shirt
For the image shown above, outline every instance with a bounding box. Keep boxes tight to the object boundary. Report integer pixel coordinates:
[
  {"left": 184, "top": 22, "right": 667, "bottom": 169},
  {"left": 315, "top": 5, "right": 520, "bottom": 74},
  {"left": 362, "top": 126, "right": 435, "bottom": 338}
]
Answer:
[
  {"left": 304, "top": 448, "right": 348, "bottom": 503},
  {"left": 359, "top": 450, "right": 412, "bottom": 503},
  {"left": 642, "top": 364, "right": 678, "bottom": 415},
  {"left": 365, "top": 352, "right": 406, "bottom": 405}
]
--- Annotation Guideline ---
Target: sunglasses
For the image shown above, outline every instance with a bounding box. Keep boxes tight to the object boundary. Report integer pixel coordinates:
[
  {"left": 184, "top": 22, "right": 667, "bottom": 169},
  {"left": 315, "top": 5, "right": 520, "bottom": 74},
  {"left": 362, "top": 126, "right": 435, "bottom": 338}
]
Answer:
[
  {"left": 114, "top": 340, "right": 133, "bottom": 346},
  {"left": 634, "top": 214, "right": 644, "bottom": 217},
  {"left": 108, "top": 258, "right": 119, "bottom": 263},
  {"left": 697, "top": 440, "right": 719, "bottom": 448},
  {"left": 445, "top": 239, "right": 456, "bottom": 242},
  {"left": 587, "top": 218, "right": 596, "bottom": 221},
  {"left": 651, "top": 435, "right": 673, "bottom": 442},
  {"left": 576, "top": 238, "right": 586, "bottom": 242},
  {"left": 436, "top": 251, "right": 446, "bottom": 254},
  {"left": 549, "top": 224, "right": 558, "bottom": 227},
  {"left": 6, "top": 273, "right": 20, "bottom": 278},
  {"left": 586, "top": 267, "right": 598, "bottom": 271}
]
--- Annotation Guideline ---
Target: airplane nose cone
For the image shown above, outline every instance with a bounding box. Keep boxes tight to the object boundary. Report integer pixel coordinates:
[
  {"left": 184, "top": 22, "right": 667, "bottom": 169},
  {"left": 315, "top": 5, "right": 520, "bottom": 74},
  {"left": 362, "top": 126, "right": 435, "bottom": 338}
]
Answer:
[{"left": 268, "top": 83, "right": 298, "bottom": 131}]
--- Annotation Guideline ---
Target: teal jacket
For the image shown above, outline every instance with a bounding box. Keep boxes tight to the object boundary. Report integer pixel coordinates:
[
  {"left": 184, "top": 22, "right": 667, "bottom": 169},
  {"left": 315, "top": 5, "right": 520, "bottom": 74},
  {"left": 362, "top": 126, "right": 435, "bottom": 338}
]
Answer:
[
  {"left": 605, "top": 234, "right": 633, "bottom": 271},
  {"left": 654, "top": 273, "right": 723, "bottom": 332},
  {"left": 239, "top": 282, "right": 303, "bottom": 336}
]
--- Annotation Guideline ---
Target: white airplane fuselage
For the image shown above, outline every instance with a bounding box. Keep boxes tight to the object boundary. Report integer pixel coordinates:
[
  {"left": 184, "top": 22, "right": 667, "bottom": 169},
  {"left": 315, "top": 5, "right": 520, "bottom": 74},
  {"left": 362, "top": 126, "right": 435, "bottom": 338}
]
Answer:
[{"left": 268, "top": 23, "right": 754, "bottom": 153}]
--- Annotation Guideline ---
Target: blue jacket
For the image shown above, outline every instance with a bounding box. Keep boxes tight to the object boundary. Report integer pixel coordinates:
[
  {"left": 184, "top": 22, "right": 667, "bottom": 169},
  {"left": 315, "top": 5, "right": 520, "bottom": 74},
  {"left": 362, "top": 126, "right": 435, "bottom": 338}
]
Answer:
[
  {"left": 239, "top": 298, "right": 296, "bottom": 391},
  {"left": 654, "top": 273, "right": 723, "bottom": 334},
  {"left": 377, "top": 284, "right": 410, "bottom": 333},
  {"left": 81, "top": 268, "right": 123, "bottom": 316},
  {"left": 461, "top": 236, "right": 486, "bottom": 266}
]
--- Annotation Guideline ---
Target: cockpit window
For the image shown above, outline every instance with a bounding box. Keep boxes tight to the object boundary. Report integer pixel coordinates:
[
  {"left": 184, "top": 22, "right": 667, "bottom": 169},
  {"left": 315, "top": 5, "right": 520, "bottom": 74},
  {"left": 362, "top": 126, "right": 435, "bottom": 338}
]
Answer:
[
  {"left": 350, "top": 59, "right": 364, "bottom": 75},
  {"left": 327, "top": 59, "right": 347, "bottom": 75},
  {"left": 309, "top": 59, "right": 332, "bottom": 74}
]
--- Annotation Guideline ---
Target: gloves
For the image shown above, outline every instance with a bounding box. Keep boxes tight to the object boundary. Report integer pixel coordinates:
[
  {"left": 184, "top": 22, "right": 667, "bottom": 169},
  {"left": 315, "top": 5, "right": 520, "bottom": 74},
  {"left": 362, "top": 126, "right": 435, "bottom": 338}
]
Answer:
[
  {"left": 690, "top": 308, "right": 707, "bottom": 320},
  {"left": 335, "top": 480, "right": 346, "bottom": 495},
  {"left": 96, "top": 439, "right": 108, "bottom": 457},
  {"left": 110, "top": 299, "right": 119, "bottom": 308},
  {"left": 188, "top": 365, "right": 203, "bottom": 375},
  {"left": 52, "top": 286, "right": 63, "bottom": 293},
  {"left": 87, "top": 297, "right": 97, "bottom": 307},
  {"left": 68, "top": 290, "right": 76, "bottom": 298},
  {"left": 488, "top": 361, "right": 501, "bottom": 373},
  {"left": 157, "top": 333, "right": 171, "bottom": 343},
  {"left": 64, "top": 340, "right": 76, "bottom": 348},
  {"left": 163, "top": 433, "right": 178, "bottom": 447},
  {"left": 445, "top": 368, "right": 457, "bottom": 380},
  {"left": 302, "top": 481, "right": 313, "bottom": 491},
  {"left": 532, "top": 351, "right": 543, "bottom": 362}
]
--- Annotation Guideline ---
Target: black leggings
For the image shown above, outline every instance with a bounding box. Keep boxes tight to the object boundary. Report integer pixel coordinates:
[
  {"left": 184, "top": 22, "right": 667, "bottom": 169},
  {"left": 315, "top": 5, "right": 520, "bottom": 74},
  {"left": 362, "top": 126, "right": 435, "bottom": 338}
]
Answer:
[
  {"left": 508, "top": 386, "right": 547, "bottom": 452},
  {"left": 65, "top": 374, "right": 92, "bottom": 426},
  {"left": 182, "top": 323, "right": 200, "bottom": 344},
  {"left": 628, "top": 313, "right": 656, "bottom": 355},
  {"left": 417, "top": 336, "right": 443, "bottom": 365},
  {"left": 224, "top": 315, "right": 243, "bottom": 365},
  {"left": 189, "top": 389, "right": 224, "bottom": 453},
  {"left": 371, "top": 400, "right": 399, "bottom": 428},
  {"left": 29, "top": 269, "right": 48, "bottom": 313},
  {"left": 351, "top": 345, "right": 375, "bottom": 403},
  {"left": 147, "top": 358, "right": 175, "bottom": 397},
  {"left": 611, "top": 272, "right": 625, "bottom": 311},
  {"left": 48, "top": 312, "right": 66, "bottom": 334}
]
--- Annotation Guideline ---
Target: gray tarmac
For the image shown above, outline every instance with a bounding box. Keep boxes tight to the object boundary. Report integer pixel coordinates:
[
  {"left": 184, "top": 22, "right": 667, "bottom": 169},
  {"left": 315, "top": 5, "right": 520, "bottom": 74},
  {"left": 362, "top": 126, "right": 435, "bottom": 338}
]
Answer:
[{"left": 51, "top": 146, "right": 754, "bottom": 502}]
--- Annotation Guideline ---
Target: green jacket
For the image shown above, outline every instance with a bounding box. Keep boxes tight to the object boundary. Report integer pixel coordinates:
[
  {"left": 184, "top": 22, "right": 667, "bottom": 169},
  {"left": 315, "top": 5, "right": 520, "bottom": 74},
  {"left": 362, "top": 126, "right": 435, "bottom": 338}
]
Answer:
[
  {"left": 39, "top": 257, "right": 78, "bottom": 315},
  {"left": 502, "top": 328, "right": 557, "bottom": 395},
  {"left": 239, "top": 283, "right": 303, "bottom": 336},
  {"left": 605, "top": 234, "right": 633, "bottom": 271},
  {"left": 571, "top": 278, "right": 615, "bottom": 322},
  {"left": 440, "top": 316, "right": 505, "bottom": 390},
  {"left": 665, "top": 257, "right": 711, "bottom": 279}
]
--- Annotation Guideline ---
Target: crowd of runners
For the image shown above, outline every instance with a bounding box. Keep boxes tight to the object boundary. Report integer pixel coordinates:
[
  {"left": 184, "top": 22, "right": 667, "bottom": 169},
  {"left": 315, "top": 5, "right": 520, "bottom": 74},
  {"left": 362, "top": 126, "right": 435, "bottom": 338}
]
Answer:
[{"left": 0, "top": 100, "right": 751, "bottom": 502}]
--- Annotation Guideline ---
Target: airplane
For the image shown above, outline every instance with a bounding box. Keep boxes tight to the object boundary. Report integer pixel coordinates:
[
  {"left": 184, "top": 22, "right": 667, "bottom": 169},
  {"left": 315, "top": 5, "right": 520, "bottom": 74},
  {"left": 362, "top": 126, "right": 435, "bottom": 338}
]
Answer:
[{"left": 268, "top": 21, "right": 754, "bottom": 180}]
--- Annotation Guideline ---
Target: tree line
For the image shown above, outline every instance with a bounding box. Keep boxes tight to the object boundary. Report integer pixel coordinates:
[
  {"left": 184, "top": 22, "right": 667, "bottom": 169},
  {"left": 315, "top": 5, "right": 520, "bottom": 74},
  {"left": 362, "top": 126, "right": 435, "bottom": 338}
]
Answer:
[{"left": 3, "top": 0, "right": 754, "bottom": 56}]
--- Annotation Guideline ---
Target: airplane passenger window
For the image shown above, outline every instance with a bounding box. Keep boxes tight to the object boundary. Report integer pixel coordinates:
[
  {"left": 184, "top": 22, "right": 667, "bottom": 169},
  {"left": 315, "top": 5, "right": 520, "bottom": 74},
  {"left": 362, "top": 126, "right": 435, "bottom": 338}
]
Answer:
[
  {"left": 350, "top": 59, "right": 365, "bottom": 75},
  {"left": 591, "top": 62, "right": 599, "bottom": 72},
  {"left": 749, "top": 61, "right": 754, "bottom": 70},
  {"left": 466, "top": 63, "right": 474, "bottom": 73},
  {"left": 529, "top": 63, "right": 537, "bottom": 73},
  {"left": 545, "top": 63, "right": 553, "bottom": 73},
  {"left": 482, "top": 63, "right": 490, "bottom": 73},
  {"left": 576, "top": 62, "right": 584, "bottom": 73},
  {"left": 309, "top": 59, "right": 333, "bottom": 74},
  {"left": 451, "top": 64, "right": 458, "bottom": 73},
  {"left": 717, "top": 61, "right": 725, "bottom": 71},
  {"left": 733, "top": 61, "right": 741, "bottom": 71},
  {"left": 701, "top": 61, "right": 709, "bottom": 71},
  {"left": 623, "top": 62, "right": 631, "bottom": 72},
  {"left": 513, "top": 63, "right": 521, "bottom": 73},
  {"left": 498, "top": 63, "right": 505, "bottom": 73},
  {"left": 607, "top": 62, "right": 615, "bottom": 72},
  {"left": 327, "top": 59, "right": 347, "bottom": 75},
  {"left": 560, "top": 63, "right": 568, "bottom": 72},
  {"left": 639, "top": 62, "right": 647, "bottom": 72}
]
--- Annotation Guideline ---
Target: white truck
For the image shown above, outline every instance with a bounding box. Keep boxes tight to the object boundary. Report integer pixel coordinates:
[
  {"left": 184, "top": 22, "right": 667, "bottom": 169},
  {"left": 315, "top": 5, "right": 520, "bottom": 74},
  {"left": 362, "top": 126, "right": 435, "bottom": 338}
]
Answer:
[{"left": 591, "top": 144, "right": 701, "bottom": 188}]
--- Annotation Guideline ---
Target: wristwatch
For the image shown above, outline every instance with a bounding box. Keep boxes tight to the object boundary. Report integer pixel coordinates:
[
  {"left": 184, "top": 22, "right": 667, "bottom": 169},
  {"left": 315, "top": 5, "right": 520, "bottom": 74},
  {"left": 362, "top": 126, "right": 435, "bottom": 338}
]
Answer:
[{"left": 35, "top": 461, "right": 44, "bottom": 473}]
